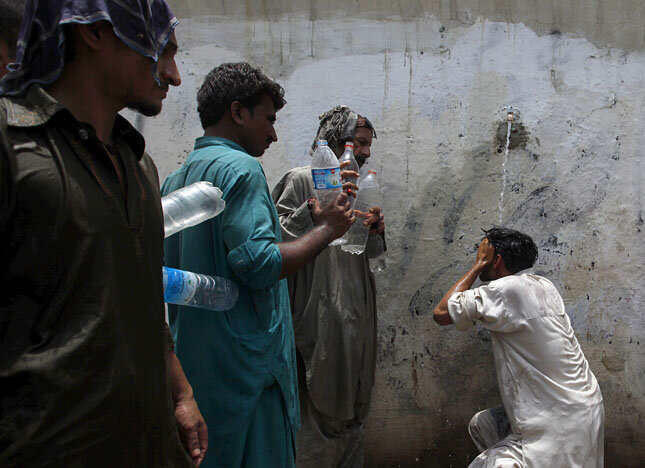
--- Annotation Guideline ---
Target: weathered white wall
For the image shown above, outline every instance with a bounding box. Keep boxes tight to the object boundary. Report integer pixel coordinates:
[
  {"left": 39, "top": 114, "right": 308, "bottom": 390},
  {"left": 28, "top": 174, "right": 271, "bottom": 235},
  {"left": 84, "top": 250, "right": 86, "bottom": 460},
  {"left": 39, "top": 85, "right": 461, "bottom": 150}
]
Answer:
[{"left": 127, "top": 1, "right": 645, "bottom": 466}]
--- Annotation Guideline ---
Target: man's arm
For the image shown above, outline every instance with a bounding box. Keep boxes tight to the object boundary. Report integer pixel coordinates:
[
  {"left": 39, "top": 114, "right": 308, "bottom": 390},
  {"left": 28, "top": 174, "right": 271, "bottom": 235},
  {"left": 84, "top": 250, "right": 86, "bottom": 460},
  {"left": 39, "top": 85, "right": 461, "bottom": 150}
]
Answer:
[
  {"left": 169, "top": 351, "right": 208, "bottom": 467},
  {"left": 278, "top": 192, "right": 353, "bottom": 277},
  {"left": 432, "top": 239, "right": 495, "bottom": 326}
]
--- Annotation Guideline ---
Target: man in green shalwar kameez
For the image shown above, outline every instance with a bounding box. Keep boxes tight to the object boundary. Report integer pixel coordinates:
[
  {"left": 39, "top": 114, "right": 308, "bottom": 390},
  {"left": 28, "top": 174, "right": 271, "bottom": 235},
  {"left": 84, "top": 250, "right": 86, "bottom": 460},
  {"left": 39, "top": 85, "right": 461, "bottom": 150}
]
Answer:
[{"left": 162, "top": 63, "right": 354, "bottom": 468}]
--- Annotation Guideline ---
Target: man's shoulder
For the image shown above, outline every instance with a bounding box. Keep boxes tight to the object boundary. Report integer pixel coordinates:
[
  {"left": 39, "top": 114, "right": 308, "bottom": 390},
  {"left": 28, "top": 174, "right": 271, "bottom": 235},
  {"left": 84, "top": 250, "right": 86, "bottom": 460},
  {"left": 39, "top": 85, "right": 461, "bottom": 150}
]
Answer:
[
  {"left": 192, "top": 141, "right": 263, "bottom": 176},
  {"left": 272, "top": 165, "right": 312, "bottom": 198},
  {"left": 292, "top": 165, "right": 312, "bottom": 177},
  {"left": 488, "top": 272, "right": 561, "bottom": 306},
  {"left": 281, "top": 165, "right": 311, "bottom": 181},
  {"left": 1, "top": 85, "right": 63, "bottom": 128}
]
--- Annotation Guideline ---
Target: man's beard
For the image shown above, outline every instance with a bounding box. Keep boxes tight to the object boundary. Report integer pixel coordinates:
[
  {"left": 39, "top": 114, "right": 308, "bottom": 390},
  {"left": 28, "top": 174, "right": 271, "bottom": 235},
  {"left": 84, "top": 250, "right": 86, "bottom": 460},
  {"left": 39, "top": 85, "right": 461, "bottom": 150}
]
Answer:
[{"left": 128, "top": 101, "right": 162, "bottom": 117}]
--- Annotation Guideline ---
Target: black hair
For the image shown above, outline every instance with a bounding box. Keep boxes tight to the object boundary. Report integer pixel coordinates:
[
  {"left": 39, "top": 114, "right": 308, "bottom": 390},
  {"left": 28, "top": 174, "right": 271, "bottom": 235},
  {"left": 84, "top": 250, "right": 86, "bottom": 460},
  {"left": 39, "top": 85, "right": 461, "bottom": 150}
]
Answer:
[
  {"left": 357, "top": 114, "right": 377, "bottom": 139},
  {"left": 0, "top": 0, "right": 24, "bottom": 57},
  {"left": 197, "top": 62, "right": 286, "bottom": 129},
  {"left": 484, "top": 227, "right": 538, "bottom": 274}
]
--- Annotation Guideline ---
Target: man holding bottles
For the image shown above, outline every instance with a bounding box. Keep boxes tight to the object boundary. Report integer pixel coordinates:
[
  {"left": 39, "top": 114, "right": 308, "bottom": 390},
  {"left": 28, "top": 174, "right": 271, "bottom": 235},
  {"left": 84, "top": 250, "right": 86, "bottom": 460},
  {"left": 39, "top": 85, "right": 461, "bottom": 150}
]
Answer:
[
  {"left": 162, "top": 63, "right": 354, "bottom": 468},
  {"left": 272, "top": 105, "right": 385, "bottom": 467}
]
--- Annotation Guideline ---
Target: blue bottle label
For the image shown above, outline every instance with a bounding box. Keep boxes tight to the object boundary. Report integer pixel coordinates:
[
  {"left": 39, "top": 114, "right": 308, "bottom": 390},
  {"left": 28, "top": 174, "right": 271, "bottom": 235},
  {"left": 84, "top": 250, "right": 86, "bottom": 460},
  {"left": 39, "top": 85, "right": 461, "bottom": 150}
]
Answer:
[
  {"left": 311, "top": 167, "right": 342, "bottom": 190},
  {"left": 163, "top": 267, "right": 197, "bottom": 304}
]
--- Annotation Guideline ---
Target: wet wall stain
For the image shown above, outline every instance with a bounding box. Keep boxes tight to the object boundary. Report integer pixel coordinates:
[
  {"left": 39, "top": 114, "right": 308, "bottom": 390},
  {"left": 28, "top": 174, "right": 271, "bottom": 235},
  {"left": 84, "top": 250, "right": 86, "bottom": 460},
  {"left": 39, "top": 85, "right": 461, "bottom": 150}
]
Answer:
[
  {"left": 408, "top": 264, "right": 455, "bottom": 317},
  {"left": 495, "top": 121, "right": 529, "bottom": 150},
  {"left": 443, "top": 185, "right": 476, "bottom": 245}
]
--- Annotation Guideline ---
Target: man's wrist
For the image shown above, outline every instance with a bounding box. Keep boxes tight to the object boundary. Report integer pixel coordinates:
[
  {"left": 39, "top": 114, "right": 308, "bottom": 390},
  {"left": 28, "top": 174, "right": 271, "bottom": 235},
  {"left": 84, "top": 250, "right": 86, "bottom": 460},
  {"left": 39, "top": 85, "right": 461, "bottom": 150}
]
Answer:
[
  {"left": 173, "top": 385, "right": 194, "bottom": 404},
  {"left": 472, "top": 261, "right": 488, "bottom": 272}
]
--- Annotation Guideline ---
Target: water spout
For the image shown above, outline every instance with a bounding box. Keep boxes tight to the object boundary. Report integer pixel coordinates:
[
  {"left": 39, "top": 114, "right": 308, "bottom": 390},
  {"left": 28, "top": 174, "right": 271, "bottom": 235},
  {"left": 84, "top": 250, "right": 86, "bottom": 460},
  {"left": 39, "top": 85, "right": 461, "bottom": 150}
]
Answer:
[{"left": 498, "top": 107, "right": 520, "bottom": 224}]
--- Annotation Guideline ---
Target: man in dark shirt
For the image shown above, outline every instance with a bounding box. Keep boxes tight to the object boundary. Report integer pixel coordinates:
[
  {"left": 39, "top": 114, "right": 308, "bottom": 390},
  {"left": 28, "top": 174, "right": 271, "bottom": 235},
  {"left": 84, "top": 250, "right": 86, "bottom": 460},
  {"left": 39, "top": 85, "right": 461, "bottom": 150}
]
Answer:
[{"left": 0, "top": 1, "right": 206, "bottom": 466}]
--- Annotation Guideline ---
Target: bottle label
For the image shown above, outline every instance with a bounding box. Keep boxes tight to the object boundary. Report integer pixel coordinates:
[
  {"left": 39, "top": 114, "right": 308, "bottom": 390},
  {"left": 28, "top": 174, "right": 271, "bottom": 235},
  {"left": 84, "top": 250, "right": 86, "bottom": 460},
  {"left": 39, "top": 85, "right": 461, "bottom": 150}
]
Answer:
[
  {"left": 163, "top": 267, "right": 197, "bottom": 304},
  {"left": 311, "top": 167, "right": 342, "bottom": 190}
]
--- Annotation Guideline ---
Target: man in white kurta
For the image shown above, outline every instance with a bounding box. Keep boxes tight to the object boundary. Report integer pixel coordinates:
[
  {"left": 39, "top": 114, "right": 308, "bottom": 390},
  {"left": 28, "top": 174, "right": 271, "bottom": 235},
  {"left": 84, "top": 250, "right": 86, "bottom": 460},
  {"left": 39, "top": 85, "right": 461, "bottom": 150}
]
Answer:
[{"left": 433, "top": 228, "right": 604, "bottom": 468}]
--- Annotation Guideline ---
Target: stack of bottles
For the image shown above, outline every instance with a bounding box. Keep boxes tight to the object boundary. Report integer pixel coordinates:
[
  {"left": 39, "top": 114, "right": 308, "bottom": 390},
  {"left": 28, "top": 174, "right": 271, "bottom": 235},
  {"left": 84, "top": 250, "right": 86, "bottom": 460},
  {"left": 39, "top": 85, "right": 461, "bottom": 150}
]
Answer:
[{"left": 161, "top": 181, "right": 239, "bottom": 311}]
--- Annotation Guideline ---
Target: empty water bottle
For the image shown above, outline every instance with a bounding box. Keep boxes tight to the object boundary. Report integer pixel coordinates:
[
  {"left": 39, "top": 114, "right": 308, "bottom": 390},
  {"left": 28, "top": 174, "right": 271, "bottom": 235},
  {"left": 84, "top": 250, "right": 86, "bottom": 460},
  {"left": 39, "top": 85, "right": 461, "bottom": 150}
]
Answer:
[
  {"left": 163, "top": 266, "right": 238, "bottom": 311},
  {"left": 341, "top": 170, "right": 380, "bottom": 255},
  {"left": 162, "top": 181, "right": 225, "bottom": 238},
  {"left": 367, "top": 234, "right": 387, "bottom": 273},
  {"left": 311, "top": 140, "right": 342, "bottom": 208},
  {"left": 338, "top": 142, "right": 359, "bottom": 210}
]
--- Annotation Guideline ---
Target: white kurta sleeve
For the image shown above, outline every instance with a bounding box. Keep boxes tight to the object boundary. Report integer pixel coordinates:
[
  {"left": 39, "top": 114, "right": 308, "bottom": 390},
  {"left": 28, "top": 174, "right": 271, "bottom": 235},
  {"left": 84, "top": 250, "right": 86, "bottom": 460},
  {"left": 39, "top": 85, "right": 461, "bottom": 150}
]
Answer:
[{"left": 448, "top": 282, "right": 527, "bottom": 333}]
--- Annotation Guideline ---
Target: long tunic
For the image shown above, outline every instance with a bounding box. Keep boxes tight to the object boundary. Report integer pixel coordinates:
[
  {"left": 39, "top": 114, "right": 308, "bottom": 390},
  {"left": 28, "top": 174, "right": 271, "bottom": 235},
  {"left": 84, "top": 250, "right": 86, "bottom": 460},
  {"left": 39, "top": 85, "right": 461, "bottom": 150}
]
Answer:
[
  {"left": 162, "top": 137, "right": 299, "bottom": 467},
  {"left": 0, "top": 86, "right": 191, "bottom": 467},
  {"left": 271, "top": 166, "right": 377, "bottom": 423},
  {"left": 448, "top": 271, "right": 604, "bottom": 467}
]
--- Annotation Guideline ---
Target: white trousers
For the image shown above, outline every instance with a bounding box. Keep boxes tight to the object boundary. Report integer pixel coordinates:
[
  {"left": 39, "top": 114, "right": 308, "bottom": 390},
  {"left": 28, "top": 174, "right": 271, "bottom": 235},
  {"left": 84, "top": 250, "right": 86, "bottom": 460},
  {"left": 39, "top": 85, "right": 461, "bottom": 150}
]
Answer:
[{"left": 468, "top": 406, "right": 524, "bottom": 468}]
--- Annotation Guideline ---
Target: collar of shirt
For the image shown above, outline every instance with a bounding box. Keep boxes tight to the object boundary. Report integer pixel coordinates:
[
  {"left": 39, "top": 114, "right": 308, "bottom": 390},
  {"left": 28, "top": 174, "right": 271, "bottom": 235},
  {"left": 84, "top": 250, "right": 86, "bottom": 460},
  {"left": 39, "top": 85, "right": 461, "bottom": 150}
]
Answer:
[
  {"left": 4, "top": 84, "right": 145, "bottom": 160},
  {"left": 514, "top": 267, "right": 534, "bottom": 276},
  {"left": 194, "top": 135, "right": 247, "bottom": 154}
]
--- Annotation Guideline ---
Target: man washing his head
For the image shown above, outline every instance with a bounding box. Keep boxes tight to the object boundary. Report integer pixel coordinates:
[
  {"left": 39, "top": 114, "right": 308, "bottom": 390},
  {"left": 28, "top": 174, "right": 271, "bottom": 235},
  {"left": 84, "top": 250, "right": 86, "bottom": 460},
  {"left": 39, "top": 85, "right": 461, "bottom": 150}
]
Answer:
[{"left": 433, "top": 228, "right": 604, "bottom": 468}]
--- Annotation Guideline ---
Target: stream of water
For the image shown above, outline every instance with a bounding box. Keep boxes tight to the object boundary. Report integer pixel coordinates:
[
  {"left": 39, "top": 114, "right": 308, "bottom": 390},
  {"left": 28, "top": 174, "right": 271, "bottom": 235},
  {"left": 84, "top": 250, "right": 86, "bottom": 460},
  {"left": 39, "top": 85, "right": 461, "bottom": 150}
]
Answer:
[{"left": 498, "top": 120, "right": 512, "bottom": 224}]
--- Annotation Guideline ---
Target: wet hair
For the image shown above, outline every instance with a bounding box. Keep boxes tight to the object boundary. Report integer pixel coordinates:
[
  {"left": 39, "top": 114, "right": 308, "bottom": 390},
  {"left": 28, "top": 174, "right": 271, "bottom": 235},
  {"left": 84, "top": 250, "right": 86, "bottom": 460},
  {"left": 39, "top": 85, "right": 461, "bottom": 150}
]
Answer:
[
  {"left": 0, "top": 0, "right": 24, "bottom": 57},
  {"left": 197, "top": 62, "right": 286, "bottom": 129},
  {"left": 484, "top": 227, "right": 538, "bottom": 274}
]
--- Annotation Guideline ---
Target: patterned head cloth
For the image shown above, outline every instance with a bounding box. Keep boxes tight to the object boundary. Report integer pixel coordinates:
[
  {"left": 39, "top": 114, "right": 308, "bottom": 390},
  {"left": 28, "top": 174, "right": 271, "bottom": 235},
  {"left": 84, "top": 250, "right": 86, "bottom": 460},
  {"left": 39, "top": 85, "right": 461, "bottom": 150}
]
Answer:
[
  {"left": 0, "top": 0, "right": 178, "bottom": 96},
  {"left": 311, "top": 104, "right": 377, "bottom": 157},
  {"left": 311, "top": 105, "right": 358, "bottom": 156}
]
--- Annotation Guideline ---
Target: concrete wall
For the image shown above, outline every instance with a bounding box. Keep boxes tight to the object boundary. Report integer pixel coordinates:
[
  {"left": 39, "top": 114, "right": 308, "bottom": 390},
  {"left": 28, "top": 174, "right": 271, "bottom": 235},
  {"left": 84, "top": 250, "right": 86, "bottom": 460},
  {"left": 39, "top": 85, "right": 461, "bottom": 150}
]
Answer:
[{"left": 128, "top": 1, "right": 645, "bottom": 465}]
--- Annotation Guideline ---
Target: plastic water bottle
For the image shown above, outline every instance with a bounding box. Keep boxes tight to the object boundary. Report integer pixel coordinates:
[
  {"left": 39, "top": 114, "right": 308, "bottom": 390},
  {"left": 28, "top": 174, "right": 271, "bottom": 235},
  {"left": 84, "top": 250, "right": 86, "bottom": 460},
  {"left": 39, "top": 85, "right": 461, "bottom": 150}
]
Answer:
[
  {"left": 311, "top": 140, "right": 342, "bottom": 208},
  {"left": 367, "top": 234, "right": 387, "bottom": 273},
  {"left": 162, "top": 181, "right": 226, "bottom": 238},
  {"left": 163, "top": 266, "right": 238, "bottom": 311},
  {"left": 337, "top": 142, "right": 359, "bottom": 210},
  {"left": 341, "top": 170, "right": 379, "bottom": 255}
]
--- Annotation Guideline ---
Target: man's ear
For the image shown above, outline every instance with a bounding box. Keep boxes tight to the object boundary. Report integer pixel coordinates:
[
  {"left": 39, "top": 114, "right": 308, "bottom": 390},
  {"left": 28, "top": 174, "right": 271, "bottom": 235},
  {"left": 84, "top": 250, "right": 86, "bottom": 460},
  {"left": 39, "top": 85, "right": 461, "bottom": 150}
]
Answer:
[
  {"left": 230, "top": 101, "right": 245, "bottom": 125},
  {"left": 75, "top": 21, "right": 113, "bottom": 53}
]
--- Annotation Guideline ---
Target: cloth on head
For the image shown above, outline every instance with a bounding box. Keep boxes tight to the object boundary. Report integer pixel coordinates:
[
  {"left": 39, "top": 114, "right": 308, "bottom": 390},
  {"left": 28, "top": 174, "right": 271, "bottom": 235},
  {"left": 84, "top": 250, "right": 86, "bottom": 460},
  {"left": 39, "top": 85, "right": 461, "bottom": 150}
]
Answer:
[
  {"left": 0, "top": 0, "right": 178, "bottom": 97},
  {"left": 311, "top": 105, "right": 358, "bottom": 155}
]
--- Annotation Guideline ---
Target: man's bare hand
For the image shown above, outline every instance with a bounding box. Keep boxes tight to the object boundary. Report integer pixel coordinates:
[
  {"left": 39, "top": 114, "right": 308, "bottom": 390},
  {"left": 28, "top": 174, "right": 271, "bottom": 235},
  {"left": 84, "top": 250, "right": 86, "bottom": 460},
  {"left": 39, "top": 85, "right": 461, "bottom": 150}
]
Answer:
[
  {"left": 475, "top": 238, "right": 496, "bottom": 267},
  {"left": 175, "top": 394, "right": 208, "bottom": 467},
  {"left": 359, "top": 206, "right": 385, "bottom": 234},
  {"left": 311, "top": 192, "right": 354, "bottom": 240},
  {"left": 340, "top": 160, "right": 359, "bottom": 198}
]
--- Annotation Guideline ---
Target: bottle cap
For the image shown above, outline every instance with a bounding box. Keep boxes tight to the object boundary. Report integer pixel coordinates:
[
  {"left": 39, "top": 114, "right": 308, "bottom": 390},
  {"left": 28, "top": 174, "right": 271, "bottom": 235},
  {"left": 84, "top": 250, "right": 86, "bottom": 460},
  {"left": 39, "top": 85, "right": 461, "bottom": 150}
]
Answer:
[
  {"left": 368, "top": 170, "right": 377, "bottom": 174},
  {"left": 316, "top": 140, "right": 328, "bottom": 146},
  {"left": 344, "top": 142, "right": 354, "bottom": 148}
]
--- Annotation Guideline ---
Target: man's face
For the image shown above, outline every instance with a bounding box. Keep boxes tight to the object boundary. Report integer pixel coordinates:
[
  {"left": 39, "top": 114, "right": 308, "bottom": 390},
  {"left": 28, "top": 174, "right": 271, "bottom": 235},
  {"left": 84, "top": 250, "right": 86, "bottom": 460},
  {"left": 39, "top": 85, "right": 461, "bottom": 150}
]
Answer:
[
  {"left": 478, "top": 238, "right": 497, "bottom": 282},
  {"left": 122, "top": 31, "right": 181, "bottom": 116},
  {"left": 240, "top": 94, "right": 278, "bottom": 157},
  {"left": 353, "top": 126, "right": 373, "bottom": 167},
  {"left": 479, "top": 262, "right": 495, "bottom": 282}
]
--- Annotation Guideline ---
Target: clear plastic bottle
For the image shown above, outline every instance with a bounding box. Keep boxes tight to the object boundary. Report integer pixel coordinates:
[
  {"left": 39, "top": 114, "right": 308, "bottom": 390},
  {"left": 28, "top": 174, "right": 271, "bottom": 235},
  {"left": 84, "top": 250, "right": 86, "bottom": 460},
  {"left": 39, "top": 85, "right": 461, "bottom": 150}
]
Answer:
[
  {"left": 311, "top": 140, "right": 342, "bottom": 208},
  {"left": 162, "top": 181, "right": 226, "bottom": 238},
  {"left": 163, "top": 266, "right": 238, "bottom": 311},
  {"left": 337, "top": 142, "right": 359, "bottom": 210},
  {"left": 330, "top": 142, "right": 359, "bottom": 246},
  {"left": 341, "top": 170, "right": 379, "bottom": 255},
  {"left": 367, "top": 234, "right": 387, "bottom": 273}
]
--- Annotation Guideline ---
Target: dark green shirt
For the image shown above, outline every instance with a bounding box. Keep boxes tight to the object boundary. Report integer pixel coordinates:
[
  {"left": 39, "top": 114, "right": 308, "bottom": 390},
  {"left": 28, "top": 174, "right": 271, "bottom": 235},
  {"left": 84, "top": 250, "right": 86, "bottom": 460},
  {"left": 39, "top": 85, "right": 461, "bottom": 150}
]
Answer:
[
  {"left": 0, "top": 86, "right": 191, "bottom": 467},
  {"left": 162, "top": 137, "right": 299, "bottom": 467}
]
